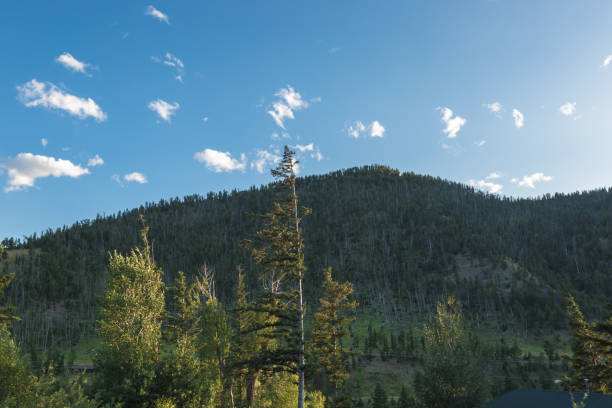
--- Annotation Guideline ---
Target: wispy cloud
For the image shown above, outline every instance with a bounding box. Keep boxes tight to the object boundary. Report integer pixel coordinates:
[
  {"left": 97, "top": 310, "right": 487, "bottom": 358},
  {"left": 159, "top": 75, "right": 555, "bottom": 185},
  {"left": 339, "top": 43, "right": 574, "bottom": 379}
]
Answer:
[
  {"left": 55, "top": 52, "right": 93, "bottom": 76},
  {"left": 511, "top": 172, "right": 552, "bottom": 188},
  {"left": 348, "top": 120, "right": 385, "bottom": 138},
  {"left": 328, "top": 47, "right": 341, "bottom": 54},
  {"left": 485, "top": 172, "right": 501, "bottom": 180},
  {"left": 87, "top": 154, "right": 104, "bottom": 167},
  {"left": 468, "top": 179, "right": 502, "bottom": 194},
  {"left": 17, "top": 79, "right": 107, "bottom": 121},
  {"left": 194, "top": 149, "right": 247, "bottom": 172},
  {"left": 41, "top": 138, "right": 48, "bottom": 148},
  {"left": 348, "top": 121, "right": 366, "bottom": 138},
  {"left": 559, "top": 102, "right": 577, "bottom": 116},
  {"left": 439, "top": 107, "right": 466, "bottom": 138},
  {"left": 601, "top": 55, "right": 612, "bottom": 68},
  {"left": 148, "top": 99, "right": 179, "bottom": 122},
  {"left": 153, "top": 52, "right": 184, "bottom": 82},
  {"left": 486, "top": 101, "right": 502, "bottom": 115},
  {"left": 475, "top": 140, "right": 486, "bottom": 147},
  {"left": 293, "top": 143, "right": 323, "bottom": 161},
  {"left": 124, "top": 172, "right": 147, "bottom": 184},
  {"left": 1, "top": 153, "right": 89, "bottom": 192},
  {"left": 146, "top": 5, "right": 169, "bottom": 24},
  {"left": 512, "top": 109, "right": 524, "bottom": 128},
  {"left": 267, "top": 86, "right": 308, "bottom": 129},
  {"left": 251, "top": 149, "right": 281, "bottom": 173}
]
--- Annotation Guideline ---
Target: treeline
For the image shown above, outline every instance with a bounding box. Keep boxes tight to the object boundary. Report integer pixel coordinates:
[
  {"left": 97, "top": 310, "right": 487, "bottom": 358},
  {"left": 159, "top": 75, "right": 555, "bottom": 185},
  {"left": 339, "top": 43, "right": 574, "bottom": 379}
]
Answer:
[{"left": 4, "top": 160, "right": 612, "bottom": 350}]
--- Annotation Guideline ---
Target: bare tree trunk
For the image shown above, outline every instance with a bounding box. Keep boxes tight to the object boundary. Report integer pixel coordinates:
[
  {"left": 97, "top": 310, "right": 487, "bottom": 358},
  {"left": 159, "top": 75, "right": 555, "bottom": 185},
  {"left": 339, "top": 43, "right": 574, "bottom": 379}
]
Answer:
[
  {"left": 293, "top": 176, "right": 305, "bottom": 408},
  {"left": 247, "top": 374, "right": 257, "bottom": 407}
]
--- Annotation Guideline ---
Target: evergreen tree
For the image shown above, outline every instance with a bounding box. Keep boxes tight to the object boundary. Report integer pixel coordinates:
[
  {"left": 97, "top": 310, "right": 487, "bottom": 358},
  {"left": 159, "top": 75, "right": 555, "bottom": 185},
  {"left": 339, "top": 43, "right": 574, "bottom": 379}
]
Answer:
[
  {"left": 243, "top": 146, "right": 310, "bottom": 408},
  {"left": 565, "top": 296, "right": 609, "bottom": 393},
  {"left": 0, "top": 245, "right": 19, "bottom": 329},
  {"left": 92, "top": 224, "right": 165, "bottom": 406},
  {"left": 230, "top": 267, "right": 263, "bottom": 407},
  {"left": 591, "top": 317, "right": 612, "bottom": 393},
  {"left": 397, "top": 385, "right": 417, "bottom": 408},
  {"left": 414, "top": 296, "right": 489, "bottom": 408},
  {"left": 0, "top": 245, "right": 34, "bottom": 405},
  {"left": 158, "top": 270, "right": 209, "bottom": 407},
  {"left": 311, "top": 266, "right": 357, "bottom": 405},
  {"left": 371, "top": 383, "right": 387, "bottom": 408}
]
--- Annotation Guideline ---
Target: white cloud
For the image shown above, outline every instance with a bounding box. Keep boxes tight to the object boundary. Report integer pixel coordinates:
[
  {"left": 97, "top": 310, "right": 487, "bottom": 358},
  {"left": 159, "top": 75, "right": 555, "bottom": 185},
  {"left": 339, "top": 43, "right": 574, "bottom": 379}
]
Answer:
[
  {"left": 17, "top": 79, "right": 107, "bottom": 121},
  {"left": 348, "top": 120, "right": 385, "bottom": 138},
  {"left": 194, "top": 149, "right": 247, "bottom": 172},
  {"left": 485, "top": 172, "right": 501, "bottom": 180},
  {"left": 293, "top": 143, "right": 323, "bottom": 161},
  {"left": 277, "top": 86, "right": 308, "bottom": 110},
  {"left": 41, "top": 138, "right": 48, "bottom": 148},
  {"left": 348, "top": 121, "right": 366, "bottom": 138},
  {"left": 475, "top": 140, "right": 486, "bottom": 147},
  {"left": 268, "top": 102, "right": 294, "bottom": 129},
  {"left": 559, "top": 102, "right": 576, "bottom": 116},
  {"left": 124, "top": 172, "right": 147, "bottom": 184},
  {"left": 267, "top": 86, "right": 308, "bottom": 129},
  {"left": 468, "top": 179, "right": 503, "bottom": 194},
  {"left": 512, "top": 172, "right": 552, "bottom": 188},
  {"left": 146, "top": 5, "right": 169, "bottom": 24},
  {"left": 61, "top": 147, "right": 70, "bottom": 152},
  {"left": 512, "top": 109, "right": 524, "bottom": 128},
  {"left": 55, "top": 52, "right": 92, "bottom": 76},
  {"left": 87, "top": 154, "right": 104, "bottom": 167},
  {"left": 148, "top": 99, "right": 179, "bottom": 121},
  {"left": 203, "top": 117, "right": 209, "bottom": 122},
  {"left": 439, "top": 107, "right": 466, "bottom": 138},
  {"left": 486, "top": 101, "right": 502, "bottom": 114},
  {"left": 370, "top": 120, "right": 385, "bottom": 138},
  {"left": 153, "top": 52, "right": 184, "bottom": 82},
  {"left": 601, "top": 55, "right": 612, "bottom": 68},
  {"left": 1, "top": 153, "right": 89, "bottom": 192},
  {"left": 251, "top": 149, "right": 281, "bottom": 173}
]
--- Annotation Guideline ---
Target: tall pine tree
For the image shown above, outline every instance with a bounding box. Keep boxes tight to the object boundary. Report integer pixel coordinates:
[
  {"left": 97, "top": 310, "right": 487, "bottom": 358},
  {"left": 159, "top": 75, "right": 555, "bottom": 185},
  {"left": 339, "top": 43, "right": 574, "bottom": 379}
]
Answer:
[
  {"left": 565, "top": 296, "right": 610, "bottom": 393},
  {"left": 311, "top": 266, "right": 357, "bottom": 406},
  {"left": 243, "top": 146, "right": 310, "bottom": 408}
]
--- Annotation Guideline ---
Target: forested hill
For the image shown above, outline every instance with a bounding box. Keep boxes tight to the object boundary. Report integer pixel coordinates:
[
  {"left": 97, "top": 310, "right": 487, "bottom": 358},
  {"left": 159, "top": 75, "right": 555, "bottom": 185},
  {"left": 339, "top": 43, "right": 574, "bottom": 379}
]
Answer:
[{"left": 3, "top": 164, "right": 612, "bottom": 349}]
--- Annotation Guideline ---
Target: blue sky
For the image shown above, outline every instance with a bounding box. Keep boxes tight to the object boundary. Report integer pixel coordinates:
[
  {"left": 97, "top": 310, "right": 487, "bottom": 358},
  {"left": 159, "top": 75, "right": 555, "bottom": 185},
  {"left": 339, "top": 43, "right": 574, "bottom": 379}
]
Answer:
[{"left": 2, "top": 1, "right": 612, "bottom": 239}]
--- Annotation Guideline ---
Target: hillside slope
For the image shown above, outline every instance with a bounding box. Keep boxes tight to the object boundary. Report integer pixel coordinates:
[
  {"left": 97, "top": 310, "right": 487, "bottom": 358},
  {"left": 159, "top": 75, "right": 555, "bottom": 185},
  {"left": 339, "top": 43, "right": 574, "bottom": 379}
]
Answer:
[{"left": 2, "top": 165, "right": 612, "bottom": 349}]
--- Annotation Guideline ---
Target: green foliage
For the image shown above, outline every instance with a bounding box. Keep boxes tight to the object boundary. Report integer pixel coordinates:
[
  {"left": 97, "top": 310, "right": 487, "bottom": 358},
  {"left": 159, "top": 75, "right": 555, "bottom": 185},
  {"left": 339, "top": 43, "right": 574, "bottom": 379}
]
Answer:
[
  {"left": 253, "top": 372, "right": 298, "bottom": 408},
  {"left": 414, "top": 296, "right": 489, "bottom": 408},
  {"left": 371, "top": 383, "right": 388, "bottom": 408},
  {"left": 305, "top": 390, "right": 326, "bottom": 408},
  {"left": 397, "top": 385, "right": 419, "bottom": 408},
  {"left": 0, "top": 327, "right": 35, "bottom": 404},
  {"left": 565, "top": 295, "right": 611, "bottom": 393},
  {"left": 311, "top": 266, "right": 357, "bottom": 398},
  {"left": 158, "top": 270, "right": 211, "bottom": 408},
  {"left": 92, "top": 228, "right": 165, "bottom": 406},
  {"left": 200, "top": 295, "right": 231, "bottom": 406}
]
